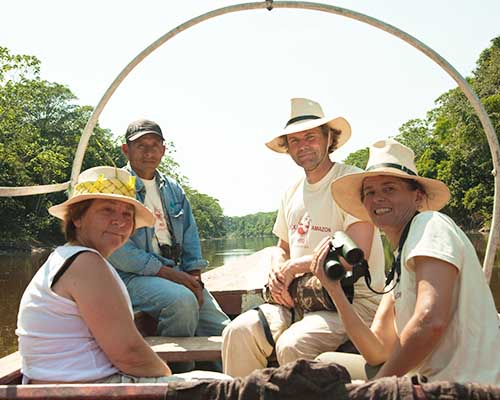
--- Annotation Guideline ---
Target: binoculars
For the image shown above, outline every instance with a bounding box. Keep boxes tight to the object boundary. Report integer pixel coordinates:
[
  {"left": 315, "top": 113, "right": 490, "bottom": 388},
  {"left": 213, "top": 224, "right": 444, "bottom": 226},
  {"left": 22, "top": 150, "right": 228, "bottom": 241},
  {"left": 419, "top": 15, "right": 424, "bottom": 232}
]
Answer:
[
  {"left": 323, "top": 231, "right": 365, "bottom": 281},
  {"left": 159, "top": 243, "right": 182, "bottom": 264}
]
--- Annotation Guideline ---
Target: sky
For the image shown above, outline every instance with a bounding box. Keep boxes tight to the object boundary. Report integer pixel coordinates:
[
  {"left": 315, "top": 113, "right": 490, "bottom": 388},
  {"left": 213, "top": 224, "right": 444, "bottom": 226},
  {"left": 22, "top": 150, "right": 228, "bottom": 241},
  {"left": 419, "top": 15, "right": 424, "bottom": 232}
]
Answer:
[{"left": 1, "top": 0, "right": 499, "bottom": 216}]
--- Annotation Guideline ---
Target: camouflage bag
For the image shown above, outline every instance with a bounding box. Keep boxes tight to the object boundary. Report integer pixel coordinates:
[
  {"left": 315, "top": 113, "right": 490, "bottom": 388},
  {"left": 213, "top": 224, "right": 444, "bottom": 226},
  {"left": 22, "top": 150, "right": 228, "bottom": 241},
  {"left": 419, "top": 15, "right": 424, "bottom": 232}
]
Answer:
[{"left": 262, "top": 273, "right": 336, "bottom": 319}]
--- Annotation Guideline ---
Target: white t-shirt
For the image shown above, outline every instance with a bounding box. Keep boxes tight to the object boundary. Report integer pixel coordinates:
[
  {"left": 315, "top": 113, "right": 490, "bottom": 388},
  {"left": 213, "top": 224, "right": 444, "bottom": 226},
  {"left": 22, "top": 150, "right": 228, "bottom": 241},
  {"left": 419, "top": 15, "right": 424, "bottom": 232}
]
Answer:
[
  {"left": 396, "top": 211, "right": 500, "bottom": 384},
  {"left": 142, "top": 178, "right": 172, "bottom": 254},
  {"left": 273, "top": 162, "right": 386, "bottom": 300},
  {"left": 16, "top": 245, "right": 133, "bottom": 382}
]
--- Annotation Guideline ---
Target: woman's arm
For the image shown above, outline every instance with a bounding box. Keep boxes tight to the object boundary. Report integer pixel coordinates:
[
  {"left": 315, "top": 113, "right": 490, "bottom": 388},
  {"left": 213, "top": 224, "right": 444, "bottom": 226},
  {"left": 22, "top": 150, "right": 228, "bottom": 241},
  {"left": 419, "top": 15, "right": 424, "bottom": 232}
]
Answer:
[
  {"left": 374, "top": 256, "right": 458, "bottom": 378},
  {"left": 311, "top": 237, "right": 397, "bottom": 365},
  {"left": 53, "top": 252, "right": 171, "bottom": 378}
]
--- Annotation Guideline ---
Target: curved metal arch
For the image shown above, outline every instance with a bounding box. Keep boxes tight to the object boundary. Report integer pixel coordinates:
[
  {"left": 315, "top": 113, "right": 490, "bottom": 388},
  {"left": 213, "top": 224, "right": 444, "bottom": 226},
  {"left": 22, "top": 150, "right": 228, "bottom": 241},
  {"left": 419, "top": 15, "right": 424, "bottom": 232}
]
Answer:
[{"left": 3, "top": 2, "right": 499, "bottom": 281}]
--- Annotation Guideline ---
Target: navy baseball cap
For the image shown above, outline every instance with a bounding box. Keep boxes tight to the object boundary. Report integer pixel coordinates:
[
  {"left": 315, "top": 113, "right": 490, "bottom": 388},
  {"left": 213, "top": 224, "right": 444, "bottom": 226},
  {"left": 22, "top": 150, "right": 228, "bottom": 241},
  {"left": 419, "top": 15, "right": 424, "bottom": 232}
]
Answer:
[{"left": 125, "top": 119, "right": 164, "bottom": 142}]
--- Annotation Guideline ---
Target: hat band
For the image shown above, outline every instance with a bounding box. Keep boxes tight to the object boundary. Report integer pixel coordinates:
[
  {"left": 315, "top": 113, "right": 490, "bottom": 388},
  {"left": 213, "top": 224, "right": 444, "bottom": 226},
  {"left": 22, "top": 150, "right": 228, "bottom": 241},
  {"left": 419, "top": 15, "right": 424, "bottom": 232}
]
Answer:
[
  {"left": 285, "top": 115, "right": 321, "bottom": 128},
  {"left": 366, "top": 163, "right": 417, "bottom": 176},
  {"left": 73, "top": 175, "right": 136, "bottom": 198}
]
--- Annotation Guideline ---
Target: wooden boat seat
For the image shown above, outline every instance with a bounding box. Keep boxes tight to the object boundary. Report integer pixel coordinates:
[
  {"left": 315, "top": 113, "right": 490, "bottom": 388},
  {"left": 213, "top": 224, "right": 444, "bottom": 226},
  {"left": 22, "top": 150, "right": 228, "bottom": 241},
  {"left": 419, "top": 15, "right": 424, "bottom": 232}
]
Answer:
[
  {"left": 0, "top": 335, "right": 223, "bottom": 385},
  {"left": 145, "top": 336, "right": 222, "bottom": 363},
  {"left": 0, "top": 351, "right": 21, "bottom": 385}
]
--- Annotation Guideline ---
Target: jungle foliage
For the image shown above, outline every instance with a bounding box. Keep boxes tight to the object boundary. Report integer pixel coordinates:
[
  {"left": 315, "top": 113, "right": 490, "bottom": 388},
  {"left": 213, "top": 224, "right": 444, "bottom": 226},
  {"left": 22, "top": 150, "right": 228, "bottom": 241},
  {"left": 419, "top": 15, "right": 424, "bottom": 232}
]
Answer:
[
  {"left": 224, "top": 211, "right": 277, "bottom": 238},
  {"left": 1, "top": 36, "right": 500, "bottom": 246},
  {"left": 344, "top": 36, "right": 500, "bottom": 232},
  {"left": 0, "top": 46, "right": 226, "bottom": 246}
]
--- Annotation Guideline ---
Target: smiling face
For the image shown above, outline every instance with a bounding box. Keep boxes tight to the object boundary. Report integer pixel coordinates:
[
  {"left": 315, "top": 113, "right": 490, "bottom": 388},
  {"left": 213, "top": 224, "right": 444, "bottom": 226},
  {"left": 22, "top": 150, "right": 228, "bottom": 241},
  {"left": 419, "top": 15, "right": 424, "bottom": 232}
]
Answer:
[
  {"left": 72, "top": 199, "right": 135, "bottom": 257},
  {"left": 361, "top": 175, "right": 424, "bottom": 246},
  {"left": 122, "top": 133, "right": 165, "bottom": 180},
  {"left": 287, "top": 127, "right": 331, "bottom": 172}
]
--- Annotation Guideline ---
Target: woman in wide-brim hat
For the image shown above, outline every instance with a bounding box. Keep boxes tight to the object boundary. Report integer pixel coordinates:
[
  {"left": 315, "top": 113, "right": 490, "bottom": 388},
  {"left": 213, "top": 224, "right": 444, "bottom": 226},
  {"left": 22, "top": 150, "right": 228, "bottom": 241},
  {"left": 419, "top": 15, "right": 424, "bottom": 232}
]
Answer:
[
  {"left": 310, "top": 139, "right": 500, "bottom": 384},
  {"left": 16, "top": 166, "right": 229, "bottom": 384}
]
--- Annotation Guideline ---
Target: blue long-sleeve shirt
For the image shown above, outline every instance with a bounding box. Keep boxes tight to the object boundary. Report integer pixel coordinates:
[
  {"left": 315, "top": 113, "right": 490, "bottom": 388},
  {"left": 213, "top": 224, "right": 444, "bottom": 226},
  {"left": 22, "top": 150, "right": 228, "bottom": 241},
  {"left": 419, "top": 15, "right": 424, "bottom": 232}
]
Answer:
[{"left": 109, "top": 167, "right": 208, "bottom": 284}]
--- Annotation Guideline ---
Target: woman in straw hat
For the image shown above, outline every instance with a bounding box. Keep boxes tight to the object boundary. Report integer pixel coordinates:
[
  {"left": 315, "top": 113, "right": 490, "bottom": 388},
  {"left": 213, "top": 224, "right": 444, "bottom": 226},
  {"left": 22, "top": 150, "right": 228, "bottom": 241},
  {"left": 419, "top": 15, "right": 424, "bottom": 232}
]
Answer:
[
  {"left": 16, "top": 166, "right": 229, "bottom": 384},
  {"left": 311, "top": 139, "right": 500, "bottom": 384}
]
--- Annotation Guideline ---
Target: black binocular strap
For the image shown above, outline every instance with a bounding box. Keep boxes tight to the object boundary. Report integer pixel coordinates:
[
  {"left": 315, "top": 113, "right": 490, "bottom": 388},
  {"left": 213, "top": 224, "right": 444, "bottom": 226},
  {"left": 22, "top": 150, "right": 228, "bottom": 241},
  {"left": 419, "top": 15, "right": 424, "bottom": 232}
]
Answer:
[
  {"left": 385, "top": 212, "right": 419, "bottom": 287},
  {"left": 254, "top": 305, "right": 298, "bottom": 355},
  {"left": 255, "top": 306, "right": 276, "bottom": 349}
]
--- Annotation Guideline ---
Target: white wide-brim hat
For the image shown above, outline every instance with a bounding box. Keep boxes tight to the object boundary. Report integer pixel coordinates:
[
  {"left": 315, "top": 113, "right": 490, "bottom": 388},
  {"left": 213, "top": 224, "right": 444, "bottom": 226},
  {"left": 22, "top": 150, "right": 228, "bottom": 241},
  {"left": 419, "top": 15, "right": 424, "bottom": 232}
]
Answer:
[
  {"left": 331, "top": 139, "right": 451, "bottom": 221},
  {"left": 266, "top": 98, "right": 351, "bottom": 153},
  {"left": 49, "top": 166, "right": 155, "bottom": 228}
]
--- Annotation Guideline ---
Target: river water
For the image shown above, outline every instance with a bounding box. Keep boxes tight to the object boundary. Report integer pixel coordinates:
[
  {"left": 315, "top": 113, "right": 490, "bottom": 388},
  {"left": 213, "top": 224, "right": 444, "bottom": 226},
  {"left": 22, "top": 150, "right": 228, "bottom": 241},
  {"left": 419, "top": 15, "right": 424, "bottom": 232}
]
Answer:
[{"left": 1, "top": 234, "right": 498, "bottom": 358}]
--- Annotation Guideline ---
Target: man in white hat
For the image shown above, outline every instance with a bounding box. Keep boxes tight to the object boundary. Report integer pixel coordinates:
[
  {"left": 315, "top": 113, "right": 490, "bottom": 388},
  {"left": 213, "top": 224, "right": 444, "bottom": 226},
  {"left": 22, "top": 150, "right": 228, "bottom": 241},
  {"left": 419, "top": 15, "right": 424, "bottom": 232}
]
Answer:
[
  {"left": 109, "top": 119, "right": 230, "bottom": 372},
  {"left": 221, "top": 98, "right": 386, "bottom": 377}
]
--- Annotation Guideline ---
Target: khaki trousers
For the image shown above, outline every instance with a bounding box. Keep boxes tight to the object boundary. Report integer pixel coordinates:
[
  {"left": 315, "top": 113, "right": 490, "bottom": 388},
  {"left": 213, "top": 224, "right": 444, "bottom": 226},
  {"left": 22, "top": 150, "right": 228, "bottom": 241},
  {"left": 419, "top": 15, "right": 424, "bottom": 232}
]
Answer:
[
  {"left": 315, "top": 352, "right": 382, "bottom": 381},
  {"left": 222, "top": 298, "right": 379, "bottom": 377}
]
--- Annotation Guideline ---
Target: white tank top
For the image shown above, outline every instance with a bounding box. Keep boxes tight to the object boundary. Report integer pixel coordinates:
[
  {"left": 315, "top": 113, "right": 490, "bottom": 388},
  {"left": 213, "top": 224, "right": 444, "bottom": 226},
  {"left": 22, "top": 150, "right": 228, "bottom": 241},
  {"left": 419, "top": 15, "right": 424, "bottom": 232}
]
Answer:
[{"left": 16, "top": 245, "right": 133, "bottom": 382}]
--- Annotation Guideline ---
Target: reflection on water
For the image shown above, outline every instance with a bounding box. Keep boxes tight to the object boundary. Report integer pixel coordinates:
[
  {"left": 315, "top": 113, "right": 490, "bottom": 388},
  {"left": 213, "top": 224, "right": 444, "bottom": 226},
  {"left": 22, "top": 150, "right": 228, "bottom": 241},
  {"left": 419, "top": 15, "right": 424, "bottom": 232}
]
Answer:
[
  {"left": 201, "top": 236, "right": 276, "bottom": 269},
  {"left": 0, "top": 249, "right": 51, "bottom": 358},
  {"left": 0, "top": 234, "right": 499, "bottom": 359}
]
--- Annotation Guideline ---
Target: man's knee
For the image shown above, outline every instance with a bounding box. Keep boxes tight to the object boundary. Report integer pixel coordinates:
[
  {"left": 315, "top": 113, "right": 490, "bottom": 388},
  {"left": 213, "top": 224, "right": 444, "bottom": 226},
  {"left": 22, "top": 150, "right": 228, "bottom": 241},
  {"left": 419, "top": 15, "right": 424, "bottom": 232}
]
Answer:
[
  {"left": 222, "top": 310, "right": 261, "bottom": 344},
  {"left": 159, "top": 289, "right": 199, "bottom": 320},
  {"left": 156, "top": 289, "right": 199, "bottom": 337},
  {"left": 222, "top": 310, "right": 274, "bottom": 377},
  {"left": 275, "top": 328, "right": 304, "bottom": 365}
]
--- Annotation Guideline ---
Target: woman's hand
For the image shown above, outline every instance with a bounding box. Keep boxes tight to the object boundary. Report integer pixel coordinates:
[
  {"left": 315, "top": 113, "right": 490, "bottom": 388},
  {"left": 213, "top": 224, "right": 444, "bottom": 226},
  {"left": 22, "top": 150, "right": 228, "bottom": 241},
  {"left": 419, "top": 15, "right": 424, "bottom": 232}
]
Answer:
[{"left": 309, "top": 237, "right": 343, "bottom": 294}]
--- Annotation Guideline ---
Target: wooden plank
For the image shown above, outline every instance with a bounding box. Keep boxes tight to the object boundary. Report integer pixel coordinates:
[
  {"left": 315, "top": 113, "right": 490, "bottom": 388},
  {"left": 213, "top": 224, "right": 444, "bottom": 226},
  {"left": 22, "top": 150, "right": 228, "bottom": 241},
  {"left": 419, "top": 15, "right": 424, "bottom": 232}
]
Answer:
[
  {"left": 0, "top": 383, "right": 169, "bottom": 399},
  {"left": 0, "top": 351, "right": 21, "bottom": 385},
  {"left": 145, "top": 336, "right": 222, "bottom": 362},
  {"left": 210, "top": 291, "right": 243, "bottom": 316},
  {"left": 0, "top": 336, "right": 222, "bottom": 385},
  {"left": 202, "top": 247, "right": 272, "bottom": 315},
  {"left": 203, "top": 247, "right": 273, "bottom": 293}
]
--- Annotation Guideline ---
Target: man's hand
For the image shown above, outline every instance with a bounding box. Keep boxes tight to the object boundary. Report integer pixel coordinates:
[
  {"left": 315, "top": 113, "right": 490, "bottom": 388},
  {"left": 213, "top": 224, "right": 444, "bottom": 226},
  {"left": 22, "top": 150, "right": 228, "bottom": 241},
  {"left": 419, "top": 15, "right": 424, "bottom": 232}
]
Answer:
[
  {"left": 157, "top": 267, "right": 204, "bottom": 307},
  {"left": 187, "top": 270, "right": 204, "bottom": 307},
  {"left": 268, "top": 263, "right": 296, "bottom": 308},
  {"left": 267, "top": 255, "right": 312, "bottom": 308}
]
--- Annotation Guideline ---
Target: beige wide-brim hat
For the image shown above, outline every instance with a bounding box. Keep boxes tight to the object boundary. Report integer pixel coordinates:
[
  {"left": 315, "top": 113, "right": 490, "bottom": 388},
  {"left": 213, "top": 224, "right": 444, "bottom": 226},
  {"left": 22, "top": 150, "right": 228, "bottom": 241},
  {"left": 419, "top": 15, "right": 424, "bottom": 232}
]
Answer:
[
  {"left": 49, "top": 166, "right": 155, "bottom": 228},
  {"left": 266, "top": 98, "right": 351, "bottom": 153},
  {"left": 331, "top": 139, "right": 451, "bottom": 221}
]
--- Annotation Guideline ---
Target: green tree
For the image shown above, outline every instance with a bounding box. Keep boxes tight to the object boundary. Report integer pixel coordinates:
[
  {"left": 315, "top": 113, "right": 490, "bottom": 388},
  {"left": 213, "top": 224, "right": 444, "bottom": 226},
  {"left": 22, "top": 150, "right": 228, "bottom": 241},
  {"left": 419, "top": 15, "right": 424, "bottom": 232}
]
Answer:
[
  {"left": 343, "top": 147, "right": 369, "bottom": 169},
  {"left": 423, "top": 37, "right": 500, "bottom": 229},
  {"left": 224, "top": 211, "right": 277, "bottom": 238},
  {"left": 185, "top": 187, "right": 226, "bottom": 239},
  {"left": 0, "top": 47, "right": 125, "bottom": 247}
]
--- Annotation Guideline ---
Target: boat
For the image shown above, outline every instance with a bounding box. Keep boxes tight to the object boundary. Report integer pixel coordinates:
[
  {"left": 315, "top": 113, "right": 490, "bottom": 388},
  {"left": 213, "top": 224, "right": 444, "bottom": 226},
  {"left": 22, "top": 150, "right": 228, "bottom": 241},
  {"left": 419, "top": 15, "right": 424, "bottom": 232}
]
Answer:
[
  {"left": 2, "top": 250, "right": 500, "bottom": 399},
  {"left": 1, "top": 1, "right": 499, "bottom": 398},
  {"left": 2, "top": 248, "right": 499, "bottom": 399}
]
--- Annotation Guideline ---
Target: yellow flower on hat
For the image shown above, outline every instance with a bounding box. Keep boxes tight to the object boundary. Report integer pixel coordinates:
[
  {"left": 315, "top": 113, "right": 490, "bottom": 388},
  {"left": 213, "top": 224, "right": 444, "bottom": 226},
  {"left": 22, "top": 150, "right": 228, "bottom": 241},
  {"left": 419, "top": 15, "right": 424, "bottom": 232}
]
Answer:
[{"left": 48, "top": 166, "right": 154, "bottom": 228}]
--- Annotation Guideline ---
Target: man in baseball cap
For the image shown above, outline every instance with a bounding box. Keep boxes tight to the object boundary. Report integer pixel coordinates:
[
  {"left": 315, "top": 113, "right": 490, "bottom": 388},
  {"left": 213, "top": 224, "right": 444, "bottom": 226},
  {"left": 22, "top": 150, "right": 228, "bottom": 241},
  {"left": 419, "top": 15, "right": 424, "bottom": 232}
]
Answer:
[
  {"left": 110, "top": 119, "right": 230, "bottom": 372},
  {"left": 125, "top": 119, "right": 165, "bottom": 142}
]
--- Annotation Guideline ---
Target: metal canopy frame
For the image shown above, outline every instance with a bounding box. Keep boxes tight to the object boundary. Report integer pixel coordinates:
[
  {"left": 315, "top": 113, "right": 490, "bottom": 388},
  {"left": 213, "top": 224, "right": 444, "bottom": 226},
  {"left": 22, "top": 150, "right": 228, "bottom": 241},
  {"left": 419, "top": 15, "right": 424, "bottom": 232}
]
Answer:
[{"left": 1, "top": 1, "right": 499, "bottom": 282}]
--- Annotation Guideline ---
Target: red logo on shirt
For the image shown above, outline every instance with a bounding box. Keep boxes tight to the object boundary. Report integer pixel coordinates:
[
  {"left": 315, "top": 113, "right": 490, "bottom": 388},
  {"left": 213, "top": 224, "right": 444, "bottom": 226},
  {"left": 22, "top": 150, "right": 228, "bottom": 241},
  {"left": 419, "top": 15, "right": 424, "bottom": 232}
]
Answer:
[{"left": 297, "top": 216, "right": 311, "bottom": 236}]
